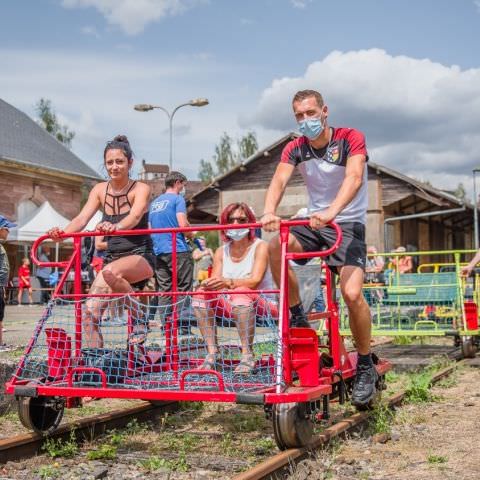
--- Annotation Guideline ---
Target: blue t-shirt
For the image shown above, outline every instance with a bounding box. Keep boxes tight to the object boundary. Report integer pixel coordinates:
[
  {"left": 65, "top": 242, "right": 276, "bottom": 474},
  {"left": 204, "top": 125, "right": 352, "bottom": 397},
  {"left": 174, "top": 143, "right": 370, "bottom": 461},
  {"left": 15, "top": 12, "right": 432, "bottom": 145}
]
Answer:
[{"left": 149, "top": 193, "right": 190, "bottom": 254}]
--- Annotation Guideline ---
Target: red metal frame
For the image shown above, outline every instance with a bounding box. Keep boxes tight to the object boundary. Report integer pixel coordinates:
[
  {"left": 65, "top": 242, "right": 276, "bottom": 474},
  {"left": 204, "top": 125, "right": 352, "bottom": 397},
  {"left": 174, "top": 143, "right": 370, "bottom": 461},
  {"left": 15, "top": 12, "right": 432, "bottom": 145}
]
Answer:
[{"left": 5, "top": 220, "right": 390, "bottom": 405}]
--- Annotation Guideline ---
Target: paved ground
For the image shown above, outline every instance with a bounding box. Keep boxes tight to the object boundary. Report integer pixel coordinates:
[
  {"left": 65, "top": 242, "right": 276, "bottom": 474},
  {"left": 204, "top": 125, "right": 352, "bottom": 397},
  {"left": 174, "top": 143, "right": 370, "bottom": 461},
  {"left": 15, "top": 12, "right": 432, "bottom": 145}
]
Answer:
[{"left": 1, "top": 305, "right": 46, "bottom": 348}]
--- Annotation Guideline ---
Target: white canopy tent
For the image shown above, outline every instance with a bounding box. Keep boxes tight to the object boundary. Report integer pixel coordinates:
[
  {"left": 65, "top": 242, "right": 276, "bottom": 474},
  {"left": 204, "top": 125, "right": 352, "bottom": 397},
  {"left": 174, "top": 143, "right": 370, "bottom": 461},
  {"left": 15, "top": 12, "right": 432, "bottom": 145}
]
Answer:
[
  {"left": 9, "top": 201, "right": 71, "bottom": 243},
  {"left": 9, "top": 202, "right": 103, "bottom": 266}
]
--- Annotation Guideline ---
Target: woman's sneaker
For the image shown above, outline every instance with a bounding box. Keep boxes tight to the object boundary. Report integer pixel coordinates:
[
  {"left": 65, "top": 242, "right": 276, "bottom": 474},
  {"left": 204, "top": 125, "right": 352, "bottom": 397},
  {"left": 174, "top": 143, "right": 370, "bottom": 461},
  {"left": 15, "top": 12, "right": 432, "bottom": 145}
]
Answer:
[{"left": 351, "top": 362, "right": 378, "bottom": 408}]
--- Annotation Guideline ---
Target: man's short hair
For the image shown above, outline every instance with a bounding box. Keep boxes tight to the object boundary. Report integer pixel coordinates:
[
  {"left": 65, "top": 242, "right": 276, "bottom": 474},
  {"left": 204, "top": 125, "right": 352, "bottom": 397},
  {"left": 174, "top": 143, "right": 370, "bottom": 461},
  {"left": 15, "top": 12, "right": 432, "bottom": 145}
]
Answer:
[
  {"left": 292, "top": 90, "right": 324, "bottom": 107},
  {"left": 165, "top": 171, "right": 187, "bottom": 188}
]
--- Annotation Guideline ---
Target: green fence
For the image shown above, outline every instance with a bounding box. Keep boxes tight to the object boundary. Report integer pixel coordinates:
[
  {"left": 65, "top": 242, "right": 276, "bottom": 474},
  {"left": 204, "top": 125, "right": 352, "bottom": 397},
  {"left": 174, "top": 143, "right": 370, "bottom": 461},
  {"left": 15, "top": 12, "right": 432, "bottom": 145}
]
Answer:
[{"left": 338, "top": 249, "right": 480, "bottom": 337}]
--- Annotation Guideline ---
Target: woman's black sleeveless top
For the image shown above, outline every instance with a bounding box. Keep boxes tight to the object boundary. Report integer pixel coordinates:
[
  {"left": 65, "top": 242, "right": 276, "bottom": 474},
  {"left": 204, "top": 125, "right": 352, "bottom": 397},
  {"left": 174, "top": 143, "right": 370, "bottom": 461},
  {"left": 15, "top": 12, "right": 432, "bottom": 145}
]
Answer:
[{"left": 102, "top": 181, "right": 152, "bottom": 255}]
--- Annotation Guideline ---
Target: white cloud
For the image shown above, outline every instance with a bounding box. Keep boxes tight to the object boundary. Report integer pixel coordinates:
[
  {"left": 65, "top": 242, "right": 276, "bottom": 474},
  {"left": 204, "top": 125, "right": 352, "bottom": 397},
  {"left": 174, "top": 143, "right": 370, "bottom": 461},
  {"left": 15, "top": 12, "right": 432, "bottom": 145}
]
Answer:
[
  {"left": 245, "top": 48, "right": 480, "bottom": 193},
  {"left": 61, "top": 0, "right": 205, "bottom": 35},
  {"left": 290, "top": 0, "right": 312, "bottom": 8},
  {"left": 0, "top": 48, "right": 258, "bottom": 180},
  {"left": 81, "top": 25, "right": 101, "bottom": 38}
]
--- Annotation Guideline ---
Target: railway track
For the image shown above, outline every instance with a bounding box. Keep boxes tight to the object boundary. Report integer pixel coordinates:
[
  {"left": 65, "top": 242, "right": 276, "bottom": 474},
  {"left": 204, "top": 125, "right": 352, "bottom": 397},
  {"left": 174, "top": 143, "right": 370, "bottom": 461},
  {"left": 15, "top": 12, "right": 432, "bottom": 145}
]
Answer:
[
  {"left": 0, "top": 401, "right": 177, "bottom": 464},
  {"left": 232, "top": 363, "right": 458, "bottom": 480}
]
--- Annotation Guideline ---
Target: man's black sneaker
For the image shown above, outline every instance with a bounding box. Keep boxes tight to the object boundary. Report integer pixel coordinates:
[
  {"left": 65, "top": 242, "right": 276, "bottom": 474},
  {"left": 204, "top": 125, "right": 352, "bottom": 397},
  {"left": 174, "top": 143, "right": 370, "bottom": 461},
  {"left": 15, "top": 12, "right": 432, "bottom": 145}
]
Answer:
[
  {"left": 290, "top": 313, "right": 312, "bottom": 328},
  {"left": 351, "top": 362, "right": 378, "bottom": 408}
]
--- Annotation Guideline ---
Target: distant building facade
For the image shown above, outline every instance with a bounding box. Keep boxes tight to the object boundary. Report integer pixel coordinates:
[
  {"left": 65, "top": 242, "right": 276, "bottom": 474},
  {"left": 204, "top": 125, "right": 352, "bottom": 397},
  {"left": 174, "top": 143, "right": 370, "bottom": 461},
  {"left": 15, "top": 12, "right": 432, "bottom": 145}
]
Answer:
[{"left": 0, "top": 98, "right": 102, "bottom": 281}]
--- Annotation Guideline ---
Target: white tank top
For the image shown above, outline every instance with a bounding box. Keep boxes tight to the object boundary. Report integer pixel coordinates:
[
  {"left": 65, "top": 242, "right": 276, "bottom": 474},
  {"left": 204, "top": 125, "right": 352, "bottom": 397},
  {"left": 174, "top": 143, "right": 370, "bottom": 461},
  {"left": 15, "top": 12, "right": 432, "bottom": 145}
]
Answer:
[{"left": 222, "top": 238, "right": 273, "bottom": 291}]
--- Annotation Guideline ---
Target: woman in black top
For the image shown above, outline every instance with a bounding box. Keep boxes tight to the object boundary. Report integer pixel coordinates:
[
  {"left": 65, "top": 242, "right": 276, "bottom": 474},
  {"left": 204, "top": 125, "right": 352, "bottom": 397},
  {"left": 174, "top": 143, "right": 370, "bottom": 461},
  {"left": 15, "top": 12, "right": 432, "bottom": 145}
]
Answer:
[{"left": 48, "top": 135, "right": 154, "bottom": 348}]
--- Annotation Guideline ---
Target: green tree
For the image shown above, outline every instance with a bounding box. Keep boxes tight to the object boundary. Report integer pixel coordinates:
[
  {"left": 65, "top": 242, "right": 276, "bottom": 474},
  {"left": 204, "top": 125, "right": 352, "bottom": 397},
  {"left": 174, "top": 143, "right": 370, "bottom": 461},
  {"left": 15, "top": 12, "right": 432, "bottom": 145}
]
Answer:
[
  {"left": 198, "top": 131, "right": 258, "bottom": 183},
  {"left": 453, "top": 182, "right": 466, "bottom": 201},
  {"left": 198, "top": 158, "right": 215, "bottom": 183},
  {"left": 35, "top": 98, "right": 75, "bottom": 149},
  {"left": 236, "top": 131, "right": 258, "bottom": 163}
]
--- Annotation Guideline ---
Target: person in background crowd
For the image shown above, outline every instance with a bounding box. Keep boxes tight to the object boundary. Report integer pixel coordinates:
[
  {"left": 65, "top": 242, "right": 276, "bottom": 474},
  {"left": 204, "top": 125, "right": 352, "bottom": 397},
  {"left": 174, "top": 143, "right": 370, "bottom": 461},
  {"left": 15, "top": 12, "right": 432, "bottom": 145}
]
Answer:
[
  {"left": 36, "top": 246, "right": 52, "bottom": 304},
  {"left": 461, "top": 249, "right": 480, "bottom": 277},
  {"left": 17, "top": 258, "right": 33, "bottom": 306},
  {"left": 193, "top": 203, "right": 276, "bottom": 374},
  {"left": 0, "top": 215, "right": 16, "bottom": 347},
  {"left": 365, "top": 246, "right": 385, "bottom": 304},
  {"left": 192, "top": 236, "right": 214, "bottom": 285},
  {"left": 365, "top": 246, "right": 385, "bottom": 283},
  {"left": 393, "top": 246, "right": 412, "bottom": 274},
  {"left": 149, "top": 171, "right": 194, "bottom": 336},
  {"left": 48, "top": 134, "right": 154, "bottom": 348}
]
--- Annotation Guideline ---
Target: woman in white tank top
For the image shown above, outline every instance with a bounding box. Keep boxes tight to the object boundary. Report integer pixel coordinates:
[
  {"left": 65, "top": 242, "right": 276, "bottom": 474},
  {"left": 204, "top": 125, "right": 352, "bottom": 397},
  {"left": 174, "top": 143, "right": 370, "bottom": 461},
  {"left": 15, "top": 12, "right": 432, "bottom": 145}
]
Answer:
[{"left": 193, "top": 203, "right": 277, "bottom": 374}]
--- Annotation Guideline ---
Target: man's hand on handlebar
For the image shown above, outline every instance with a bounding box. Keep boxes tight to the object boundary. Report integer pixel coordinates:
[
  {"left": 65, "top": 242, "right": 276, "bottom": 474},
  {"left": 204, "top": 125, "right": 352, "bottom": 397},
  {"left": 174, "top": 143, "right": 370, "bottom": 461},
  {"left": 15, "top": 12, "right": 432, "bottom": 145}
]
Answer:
[
  {"left": 309, "top": 210, "right": 335, "bottom": 230},
  {"left": 47, "top": 226, "right": 65, "bottom": 242},
  {"left": 261, "top": 212, "right": 281, "bottom": 232}
]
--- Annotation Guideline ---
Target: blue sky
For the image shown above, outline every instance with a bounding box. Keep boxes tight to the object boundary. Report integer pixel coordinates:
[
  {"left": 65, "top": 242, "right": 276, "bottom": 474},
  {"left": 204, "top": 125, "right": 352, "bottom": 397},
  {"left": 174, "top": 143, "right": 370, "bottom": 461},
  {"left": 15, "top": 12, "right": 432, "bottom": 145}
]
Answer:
[{"left": 1, "top": 0, "right": 480, "bottom": 194}]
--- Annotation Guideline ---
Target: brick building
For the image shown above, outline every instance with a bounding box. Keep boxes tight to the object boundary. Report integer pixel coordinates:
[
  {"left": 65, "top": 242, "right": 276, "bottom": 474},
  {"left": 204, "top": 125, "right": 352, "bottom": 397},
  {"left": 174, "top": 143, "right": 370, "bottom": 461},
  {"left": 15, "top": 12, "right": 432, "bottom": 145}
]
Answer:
[{"left": 0, "top": 98, "right": 101, "bottom": 280}]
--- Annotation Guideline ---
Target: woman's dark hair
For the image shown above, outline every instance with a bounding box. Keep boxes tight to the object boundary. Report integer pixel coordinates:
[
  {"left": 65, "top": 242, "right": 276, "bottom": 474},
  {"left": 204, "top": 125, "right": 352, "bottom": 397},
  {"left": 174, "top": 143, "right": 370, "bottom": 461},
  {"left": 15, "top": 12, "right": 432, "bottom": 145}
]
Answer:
[
  {"left": 219, "top": 202, "right": 256, "bottom": 242},
  {"left": 104, "top": 134, "right": 133, "bottom": 161}
]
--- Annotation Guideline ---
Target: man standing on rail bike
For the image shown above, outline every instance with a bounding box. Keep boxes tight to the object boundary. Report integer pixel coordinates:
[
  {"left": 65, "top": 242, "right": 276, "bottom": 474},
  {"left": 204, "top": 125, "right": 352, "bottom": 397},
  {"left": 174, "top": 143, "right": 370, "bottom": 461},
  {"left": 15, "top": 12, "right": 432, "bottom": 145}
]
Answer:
[{"left": 261, "top": 89, "right": 376, "bottom": 408}]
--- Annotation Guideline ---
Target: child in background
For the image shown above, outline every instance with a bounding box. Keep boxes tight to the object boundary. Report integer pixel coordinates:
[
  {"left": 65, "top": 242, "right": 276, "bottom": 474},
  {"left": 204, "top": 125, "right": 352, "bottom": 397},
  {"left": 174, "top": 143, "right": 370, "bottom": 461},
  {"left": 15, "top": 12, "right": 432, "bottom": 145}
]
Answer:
[{"left": 17, "top": 258, "right": 33, "bottom": 306}]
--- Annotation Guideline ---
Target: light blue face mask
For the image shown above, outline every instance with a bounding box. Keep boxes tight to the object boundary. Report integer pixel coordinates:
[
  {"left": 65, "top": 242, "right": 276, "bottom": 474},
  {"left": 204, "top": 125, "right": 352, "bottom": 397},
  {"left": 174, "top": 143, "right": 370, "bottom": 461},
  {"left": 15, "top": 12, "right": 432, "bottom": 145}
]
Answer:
[
  {"left": 226, "top": 228, "right": 249, "bottom": 241},
  {"left": 298, "top": 117, "right": 324, "bottom": 140}
]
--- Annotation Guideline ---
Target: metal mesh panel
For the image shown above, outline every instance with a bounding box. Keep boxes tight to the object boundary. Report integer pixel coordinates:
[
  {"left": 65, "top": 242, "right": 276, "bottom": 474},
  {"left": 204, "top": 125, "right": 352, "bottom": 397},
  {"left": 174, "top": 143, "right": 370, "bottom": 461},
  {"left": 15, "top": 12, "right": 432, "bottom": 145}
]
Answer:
[
  {"left": 14, "top": 293, "right": 281, "bottom": 394},
  {"left": 340, "top": 251, "right": 466, "bottom": 335}
]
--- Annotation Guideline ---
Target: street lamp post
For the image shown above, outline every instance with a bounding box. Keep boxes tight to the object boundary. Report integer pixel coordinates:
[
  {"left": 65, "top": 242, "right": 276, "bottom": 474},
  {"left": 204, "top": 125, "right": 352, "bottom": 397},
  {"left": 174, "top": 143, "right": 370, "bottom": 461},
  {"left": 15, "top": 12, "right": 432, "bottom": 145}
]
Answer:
[
  {"left": 473, "top": 169, "right": 480, "bottom": 250},
  {"left": 134, "top": 98, "right": 209, "bottom": 171}
]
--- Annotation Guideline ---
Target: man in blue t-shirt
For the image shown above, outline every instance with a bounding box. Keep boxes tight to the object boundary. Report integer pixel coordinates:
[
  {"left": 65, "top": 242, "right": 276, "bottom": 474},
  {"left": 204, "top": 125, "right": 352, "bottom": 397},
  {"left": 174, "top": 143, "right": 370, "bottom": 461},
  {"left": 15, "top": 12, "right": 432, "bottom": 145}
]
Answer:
[{"left": 149, "top": 171, "right": 194, "bottom": 334}]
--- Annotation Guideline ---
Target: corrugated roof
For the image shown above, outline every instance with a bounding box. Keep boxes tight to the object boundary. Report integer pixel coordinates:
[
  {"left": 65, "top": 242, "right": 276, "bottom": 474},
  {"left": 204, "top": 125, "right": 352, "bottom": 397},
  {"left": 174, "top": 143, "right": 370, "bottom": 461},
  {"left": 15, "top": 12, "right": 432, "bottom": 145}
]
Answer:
[{"left": 0, "top": 98, "right": 101, "bottom": 180}]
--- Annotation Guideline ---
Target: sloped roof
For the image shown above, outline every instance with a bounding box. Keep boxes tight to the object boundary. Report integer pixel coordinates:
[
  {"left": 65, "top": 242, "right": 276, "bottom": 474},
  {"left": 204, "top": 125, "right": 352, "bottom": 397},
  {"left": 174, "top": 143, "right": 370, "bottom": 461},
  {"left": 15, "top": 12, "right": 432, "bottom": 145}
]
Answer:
[
  {"left": 190, "top": 132, "right": 467, "bottom": 212},
  {"left": 141, "top": 162, "right": 169, "bottom": 174},
  {"left": 0, "top": 98, "right": 101, "bottom": 180}
]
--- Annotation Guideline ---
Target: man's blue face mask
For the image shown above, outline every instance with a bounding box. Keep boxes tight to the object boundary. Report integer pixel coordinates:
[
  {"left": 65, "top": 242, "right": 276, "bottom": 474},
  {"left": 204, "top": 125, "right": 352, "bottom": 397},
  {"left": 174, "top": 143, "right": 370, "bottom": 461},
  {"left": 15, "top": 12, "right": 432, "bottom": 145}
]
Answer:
[{"left": 298, "top": 117, "right": 324, "bottom": 140}]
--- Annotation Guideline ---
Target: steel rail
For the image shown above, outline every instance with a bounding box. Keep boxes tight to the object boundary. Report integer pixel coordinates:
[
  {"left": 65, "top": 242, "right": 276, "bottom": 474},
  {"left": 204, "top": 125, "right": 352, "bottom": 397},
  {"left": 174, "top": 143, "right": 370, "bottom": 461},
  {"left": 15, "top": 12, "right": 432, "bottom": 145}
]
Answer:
[
  {"left": 0, "top": 401, "right": 177, "bottom": 464},
  {"left": 233, "top": 363, "right": 459, "bottom": 480}
]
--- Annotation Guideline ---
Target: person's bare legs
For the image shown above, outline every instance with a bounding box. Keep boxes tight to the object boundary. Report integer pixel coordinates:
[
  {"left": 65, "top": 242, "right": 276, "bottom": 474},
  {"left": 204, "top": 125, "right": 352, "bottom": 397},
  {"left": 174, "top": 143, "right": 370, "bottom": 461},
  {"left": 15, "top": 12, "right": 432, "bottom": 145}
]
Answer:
[
  {"left": 195, "top": 307, "right": 217, "bottom": 353},
  {"left": 268, "top": 233, "right": 305, "bottom": 306},
  {"left": 27, "top": 287, "right": 33, "bottom": 305},
  {"left": 339, "top": 265, "right": 371, "bottom": 354},
  {"left": 102, "top": 255, "right": 153, "bottom": 343},
  {"left": 194, "top": 304, "right": 217, "bottom": 367},
  {"left": 84, "top": 275, "right": 109, "bottom": 349},
  {"left": 234, "top": 304, "right": 255, "bottom": 372},
  {"left": 17, "top": 288, "right": 22, "bottom": 305},
  {"left": 84, "top": 255, "right": 153, "bottom": 349}
]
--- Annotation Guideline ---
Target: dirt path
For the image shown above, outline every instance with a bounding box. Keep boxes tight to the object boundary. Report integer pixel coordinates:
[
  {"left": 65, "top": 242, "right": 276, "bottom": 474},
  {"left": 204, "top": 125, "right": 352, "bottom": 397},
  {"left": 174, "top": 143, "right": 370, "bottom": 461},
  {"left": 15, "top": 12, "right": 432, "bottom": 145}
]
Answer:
[{"left": 289, "top": 365, "right": 480, "bottom": 480}]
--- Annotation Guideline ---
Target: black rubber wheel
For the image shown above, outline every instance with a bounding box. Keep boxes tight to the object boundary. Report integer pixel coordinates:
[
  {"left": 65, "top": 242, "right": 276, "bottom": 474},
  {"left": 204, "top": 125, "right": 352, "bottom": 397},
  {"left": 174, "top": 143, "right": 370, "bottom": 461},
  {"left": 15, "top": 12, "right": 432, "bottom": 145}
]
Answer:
[
  {"left": 17, "top": 396, "right": 64, "bottom": 435},
  {"left": 272, "top": 402, "right": 314, "bottom": 450},
  {"left": 461, "top": 337, "right": 477, "bottom": 359}
]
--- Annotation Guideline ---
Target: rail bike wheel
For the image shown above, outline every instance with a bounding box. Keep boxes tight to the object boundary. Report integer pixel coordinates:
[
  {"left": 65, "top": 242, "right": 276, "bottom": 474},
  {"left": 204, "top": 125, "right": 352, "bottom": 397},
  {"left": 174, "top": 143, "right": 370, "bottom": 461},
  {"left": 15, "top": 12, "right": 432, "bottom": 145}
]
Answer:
[
  {"left": 272, "top": 402, "right": 314, "bottom": 450},
  {"left": 17, "top": 396, "right": 65, "bottom": 435},
  {"left": 461, "top": 337, "right": 477, "bottom": 359}
]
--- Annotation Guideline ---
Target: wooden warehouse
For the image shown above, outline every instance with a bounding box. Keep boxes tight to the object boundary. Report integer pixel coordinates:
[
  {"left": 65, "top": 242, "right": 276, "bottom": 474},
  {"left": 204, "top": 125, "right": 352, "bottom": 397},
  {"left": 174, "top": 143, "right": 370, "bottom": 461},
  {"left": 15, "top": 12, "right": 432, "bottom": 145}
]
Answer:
[{"left": 188, "top": 133, "right": 473, "bottom": 253}]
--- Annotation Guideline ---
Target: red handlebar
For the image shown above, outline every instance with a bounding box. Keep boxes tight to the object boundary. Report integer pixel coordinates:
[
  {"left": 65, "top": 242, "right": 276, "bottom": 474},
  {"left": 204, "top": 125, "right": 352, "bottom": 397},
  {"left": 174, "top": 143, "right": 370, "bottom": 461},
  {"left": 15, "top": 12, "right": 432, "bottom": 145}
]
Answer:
[{"left": 30, "top": 220, "right": 343, "bottom": 267}]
